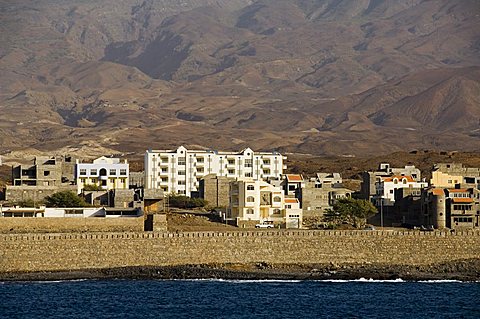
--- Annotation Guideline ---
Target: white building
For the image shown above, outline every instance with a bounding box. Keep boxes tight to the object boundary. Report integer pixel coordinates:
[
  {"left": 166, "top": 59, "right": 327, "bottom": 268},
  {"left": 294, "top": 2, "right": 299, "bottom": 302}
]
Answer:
[
  {"left": 76, "top": 156, "right": 129, "bottom": 193},
  {"left": 374, "top": 175, "right": 427, "bottom": 205},
  {"left": 144, "top": 146, "right": 286, "bottom": 196},
  {"left": 227, "top": 179, "right": 302, "bottom": 228}
]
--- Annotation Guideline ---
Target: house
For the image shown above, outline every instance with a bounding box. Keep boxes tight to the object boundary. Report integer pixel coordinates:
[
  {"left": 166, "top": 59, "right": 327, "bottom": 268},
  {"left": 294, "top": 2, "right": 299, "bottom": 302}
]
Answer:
[
  {"left": 76, "top": 156, "right": 129, "bottom": 194},
  {"left": 361, "top": 163, "right": 421, "bottom": 200},
  {"left": 373, "top": 175, "right": 427, "bottom": 206},
  {"left": 301, "top": 173, "right": 353, "bottom": 218},
  {"left": 227, "top": 179, "right": 302, "bottom": 228},
  {"left": 144, "top": 146, "right": 286, "bottom": 197},
  {"left": 425, "top": 187, "right": 479, "bottom": 229},
  {"left": 281, "top": 174, "right": 304, "bottom": 197}
]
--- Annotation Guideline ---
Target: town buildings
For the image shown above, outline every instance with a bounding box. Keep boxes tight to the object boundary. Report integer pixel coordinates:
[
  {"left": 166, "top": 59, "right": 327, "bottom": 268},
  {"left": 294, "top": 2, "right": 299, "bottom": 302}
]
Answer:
[{"left": 144, "top": 146, "right": 286, "bottom": 197}]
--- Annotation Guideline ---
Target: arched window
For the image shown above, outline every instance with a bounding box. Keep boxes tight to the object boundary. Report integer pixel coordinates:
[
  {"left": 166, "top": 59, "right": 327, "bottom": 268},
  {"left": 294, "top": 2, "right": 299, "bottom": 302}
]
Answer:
[
  {"left": 273, "top": 196, "right": 281, "bottom": 202},
  {"left": 247, "top": 185, "right": 255, "bottom": 191},
  {"left": 402, "top": 178, "right": 407, "bottom": 184},
  {"left": 273, "top": 208, "right": 281, "bottom": 214},
  {"left": 247, "top": 196, "right": 255, "bottom": 202},
  {"left": 99, "top": 168, "right": 107, "bottom": 176},
  {"left": 246, "top": 208, "right": 254, "bottom": 214},
  {"left": 393, "top": 178, "right": 398, "bottom": 184}
]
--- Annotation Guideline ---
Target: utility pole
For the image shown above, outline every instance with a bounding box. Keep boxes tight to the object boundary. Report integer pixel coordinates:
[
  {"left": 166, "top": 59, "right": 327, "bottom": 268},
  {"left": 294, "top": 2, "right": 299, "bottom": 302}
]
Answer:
[{"left": 380, "top": 198, "right": 384, "bottom": 229}]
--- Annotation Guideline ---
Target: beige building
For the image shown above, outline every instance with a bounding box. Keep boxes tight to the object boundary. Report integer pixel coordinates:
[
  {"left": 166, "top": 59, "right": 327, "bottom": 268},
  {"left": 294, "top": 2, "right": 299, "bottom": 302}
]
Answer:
[
  {"left": 76, "top": 156, "right": 129, "bottom": 193},
  {"left": 227, "top": 179, "right": 302, "bottom": 228},
  {"left": 430, "top": 163, "right": 480, "bottom": 188}
]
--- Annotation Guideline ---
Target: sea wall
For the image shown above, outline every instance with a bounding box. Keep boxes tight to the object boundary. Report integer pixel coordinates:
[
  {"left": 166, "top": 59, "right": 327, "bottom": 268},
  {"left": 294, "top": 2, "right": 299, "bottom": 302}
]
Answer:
[
  {"left": 1, "top": 230, "right": 480, "bottom": 274},
  {"left": 0, "top": 217, "right": 144, "bottom": 234}
]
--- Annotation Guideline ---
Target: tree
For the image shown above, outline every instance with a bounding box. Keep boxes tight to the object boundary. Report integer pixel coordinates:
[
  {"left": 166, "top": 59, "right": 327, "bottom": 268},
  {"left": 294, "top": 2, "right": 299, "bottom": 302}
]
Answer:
[
  {"left": 323, "top": 198, "right": 377, "bottom": 229},
  {"left": 44, "top": 191, "right": 89, "bottom": 208}
]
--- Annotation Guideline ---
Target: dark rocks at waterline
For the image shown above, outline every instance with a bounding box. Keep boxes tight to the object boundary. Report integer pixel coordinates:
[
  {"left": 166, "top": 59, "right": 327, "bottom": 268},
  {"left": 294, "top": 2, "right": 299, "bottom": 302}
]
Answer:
[{"left": 1, "top": 260, "right": 479, "bottom": 282}]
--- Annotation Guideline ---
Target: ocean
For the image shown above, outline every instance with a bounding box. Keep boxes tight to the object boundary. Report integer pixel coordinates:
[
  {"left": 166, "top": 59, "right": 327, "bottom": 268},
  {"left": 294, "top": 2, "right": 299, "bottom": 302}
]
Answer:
[{"left": 1, "top": 279, "right": 479, "bottom": 318}]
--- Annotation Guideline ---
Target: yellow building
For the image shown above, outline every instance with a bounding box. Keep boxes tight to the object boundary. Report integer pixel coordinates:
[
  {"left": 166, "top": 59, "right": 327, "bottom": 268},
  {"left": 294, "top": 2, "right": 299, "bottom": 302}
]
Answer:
[{"left": 76, "top": 157, "right": 129, "bottom": 193}]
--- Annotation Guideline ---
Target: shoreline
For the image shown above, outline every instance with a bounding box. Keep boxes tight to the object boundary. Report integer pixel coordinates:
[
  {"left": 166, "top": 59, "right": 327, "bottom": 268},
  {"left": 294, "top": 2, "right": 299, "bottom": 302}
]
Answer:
[{"left": 1, "top": 260, "right": 479, "bottom": 282}]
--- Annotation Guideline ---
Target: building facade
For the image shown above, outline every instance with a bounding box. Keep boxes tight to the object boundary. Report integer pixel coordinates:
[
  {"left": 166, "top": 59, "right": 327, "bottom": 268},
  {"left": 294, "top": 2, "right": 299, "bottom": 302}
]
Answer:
[
  {"left": 227, "top": 179, "right": 302, "bottom": 228},
  {"left": 301, "top": 173, "right": 353, "bottom": 218},
  {"left": 6, "top": 156, "right": 76, "bottom": 202},
  {"left": 361, "top": 163, "right": 421, "bottom": 200},
  {"left": 76, "top": 157, "right": 129, "bottom": 193},
  {"left": 145, "top": 146, "right": 286, "bottom": 197},
  {"left": 373, "top": 175, "right": 427, "bottom": 206}
]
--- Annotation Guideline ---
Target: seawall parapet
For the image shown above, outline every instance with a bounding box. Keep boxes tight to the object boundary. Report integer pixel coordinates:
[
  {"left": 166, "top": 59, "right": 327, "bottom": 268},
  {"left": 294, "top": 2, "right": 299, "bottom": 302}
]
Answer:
[{"left": 1, "top": 230, "right": 479, "bottom": 274}]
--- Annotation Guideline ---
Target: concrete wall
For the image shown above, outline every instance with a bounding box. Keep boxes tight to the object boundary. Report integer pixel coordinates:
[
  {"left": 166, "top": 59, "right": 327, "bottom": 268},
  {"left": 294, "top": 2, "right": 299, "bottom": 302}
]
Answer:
[
  {"left": 0, "top": 217, "right": 143, "bottom": 234},
  {"left": 0, "top": 230, "right": 479, "bottom": 273}
]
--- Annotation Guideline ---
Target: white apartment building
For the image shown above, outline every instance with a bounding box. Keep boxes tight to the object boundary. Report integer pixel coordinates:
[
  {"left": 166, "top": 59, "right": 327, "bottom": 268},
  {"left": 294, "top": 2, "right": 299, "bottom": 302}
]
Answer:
[
  {"left": 76, "top": 156, "right": 129, "bottom": 193},
  {"left": 144, "top": 146, "right": 286, "bottom": 196},
  {"left": 228, "top": 179, "right": 302, "bottom": 228}
]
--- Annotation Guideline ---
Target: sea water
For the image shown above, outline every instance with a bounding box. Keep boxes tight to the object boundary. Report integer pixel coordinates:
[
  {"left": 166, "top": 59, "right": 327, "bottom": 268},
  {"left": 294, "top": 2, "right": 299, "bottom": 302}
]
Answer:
[{"left": 0, "top": 279, "right": 479, "bottom": 318}]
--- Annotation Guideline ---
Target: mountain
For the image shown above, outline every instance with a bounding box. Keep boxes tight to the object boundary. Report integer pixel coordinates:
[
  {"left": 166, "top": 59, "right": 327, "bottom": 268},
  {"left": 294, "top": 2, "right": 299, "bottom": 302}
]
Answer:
[{"left": 0, "top": 0, "right": 479, "bottom": 161}]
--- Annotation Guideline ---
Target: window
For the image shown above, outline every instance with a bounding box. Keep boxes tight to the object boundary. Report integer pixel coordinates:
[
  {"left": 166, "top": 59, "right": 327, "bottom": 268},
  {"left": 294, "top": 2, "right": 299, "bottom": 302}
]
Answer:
[
  {"left": 197, "top": 157, "right": 204, "bottom": 163},
  {"left": 273, "top": 208, "right": 281, "bottom": 214},
  {"left": 228, "top": 169, "right": 235, "bottom": 174},
  {"left": 90, "top": 169, "right": 97, "bottom": 175},
  {"left": 402, "top": 179, "right": 407, "bottom": 184},
  {"left": 178, "top": 180, "right": 186, "bottom": 185},
  {"left": 161, "top": 177, "right": 168, "bottom": 182},
  {"left": 285, "top": 205, "right": 292, "bottom": 209},
  {"left": 161, "top": 168, "right": 168, "bottom": 173},
  {"left": 273, "top": 196, "right": 281, "bottom": 202},
  {"left": 247, "top": 185, "right": 255, "bottom": 190},
  {"left": 109, "top": 169, "right": 116, "bottom": 175},
  {"left": 246, "top": 208, "right": 254, "bottom": 214},
  {"left": 178, "top": 171, "right": 186, "bottom": 175},
  {"left": 288, "top": 185, "right": 296, "bottom": 191},
  {"left": 263, "top": 159, "right": 270, "bottom": 165},
  {"left": 43, "top": 171, "right": 50, "bottom": 176},
  {"left": 245, "top": 159, "right": 252, "bottom": 167},
  {"left": 393, "top": 178, "right": 398, "bottom": 184},
  {"left": 178, "top": 160, "right": 186, "bottom": 166},
  {"left": 245, "top": 172, "right": 252, "bottom": 177},
  {"left": 120, "top": 169, "right": 127, "bottom": 176},
  {"left": 247, "top": 196, "right": 255, "bottom": 202},
  {"left": 80, "top": 169, "right": 87, "bottom": 176},
  {"left": 228, "top": 159, "right": 235, "bottom": 165}
]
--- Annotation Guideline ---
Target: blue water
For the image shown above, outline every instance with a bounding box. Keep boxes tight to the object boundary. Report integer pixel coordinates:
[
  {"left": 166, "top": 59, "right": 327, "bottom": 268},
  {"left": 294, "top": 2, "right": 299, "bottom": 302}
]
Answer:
[{"left": 0, "top": 279, "right": 479, "bottom": 318}]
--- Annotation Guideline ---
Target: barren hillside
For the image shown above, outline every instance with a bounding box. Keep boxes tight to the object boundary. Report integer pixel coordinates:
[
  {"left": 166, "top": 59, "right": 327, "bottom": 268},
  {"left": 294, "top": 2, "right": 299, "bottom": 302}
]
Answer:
[{"left": 0, "top": 0, "right": 479, "bottom": 160}]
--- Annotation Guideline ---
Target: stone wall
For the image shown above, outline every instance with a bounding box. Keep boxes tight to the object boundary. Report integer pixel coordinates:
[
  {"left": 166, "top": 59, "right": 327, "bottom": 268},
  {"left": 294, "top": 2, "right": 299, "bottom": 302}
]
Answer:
[
  {"left": 0, "top": 230, "right": 479, "bottom": 274},
  {"left": 0, "top": 217, "right": 144, "bottom": 234}
]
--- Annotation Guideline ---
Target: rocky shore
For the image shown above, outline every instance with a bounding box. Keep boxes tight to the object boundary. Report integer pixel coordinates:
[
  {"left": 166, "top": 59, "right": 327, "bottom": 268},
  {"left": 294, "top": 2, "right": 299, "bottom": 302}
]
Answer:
[{"left": 1, "top": 259, "right": 479, "bottom": 282}]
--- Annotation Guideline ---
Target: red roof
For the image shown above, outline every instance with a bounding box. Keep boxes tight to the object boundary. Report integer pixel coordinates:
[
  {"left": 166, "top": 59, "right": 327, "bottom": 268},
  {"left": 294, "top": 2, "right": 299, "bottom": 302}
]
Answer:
[
  {"left": 452, "top": 198, "right": 473, "bottom": 203},
  {"left": 284, "top": 198, "right": 299, "bottom": 204},
  {"left": 286, "top": 174, "right": 303, "bottom": 182},
  {"left": 447, "top": 189, "right": 468, "bottom": 193},
  {"left": 382, "top": 175, "right": 415, "bottom": 183},
  {"left": 432, "top": 189, "right": 445, "bottom": 196}
]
